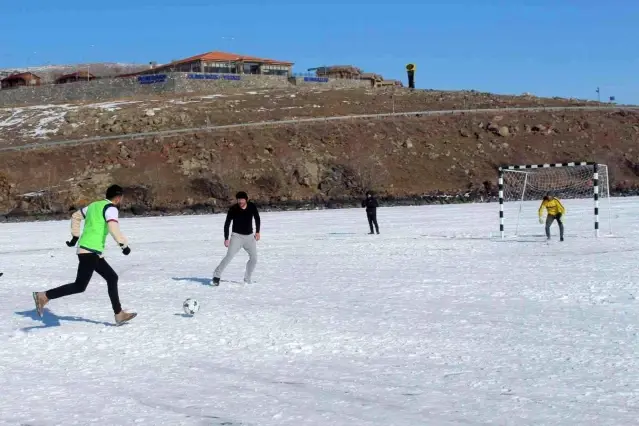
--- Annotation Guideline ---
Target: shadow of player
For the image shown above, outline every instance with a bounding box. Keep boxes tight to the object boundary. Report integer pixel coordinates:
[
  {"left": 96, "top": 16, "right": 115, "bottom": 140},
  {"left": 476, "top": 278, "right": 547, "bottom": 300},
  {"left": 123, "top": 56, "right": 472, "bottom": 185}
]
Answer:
[
  {"left": 172, "top": 277, "right": 212, "bottom": 286},
  {"left": 15, "top": 309, "right": 113, "bottom": 331}
]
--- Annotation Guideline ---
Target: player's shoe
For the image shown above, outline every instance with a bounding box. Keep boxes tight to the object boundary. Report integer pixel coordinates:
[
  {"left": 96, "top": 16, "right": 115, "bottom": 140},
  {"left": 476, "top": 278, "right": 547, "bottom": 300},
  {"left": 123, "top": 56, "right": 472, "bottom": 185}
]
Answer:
[
  {"left": 32, "top": 292, "right": 47, "bottom": 318},
  {"left": 115, "top": 311, "right": 137, "bottom": 326},
  {"left": 212, "top": 277, "right": 220, "bottom": 286}
]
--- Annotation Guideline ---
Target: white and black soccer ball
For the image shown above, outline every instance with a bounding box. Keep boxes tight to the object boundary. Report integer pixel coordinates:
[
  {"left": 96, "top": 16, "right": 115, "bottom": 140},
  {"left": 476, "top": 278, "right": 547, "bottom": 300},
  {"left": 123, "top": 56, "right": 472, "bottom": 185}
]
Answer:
[{"left": 183, "top": 298, "right": 200, "bottom": 315}]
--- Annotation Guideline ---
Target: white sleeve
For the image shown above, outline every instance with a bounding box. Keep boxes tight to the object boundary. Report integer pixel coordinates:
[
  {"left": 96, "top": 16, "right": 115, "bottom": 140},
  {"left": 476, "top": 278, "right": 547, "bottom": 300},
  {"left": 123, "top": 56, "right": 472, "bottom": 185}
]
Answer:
[
  {"left": 104, "top": 206, "right": 119, "bottom": 223},
  {"left": 80, "top": 207, "right": 88, "bottom": 218}
]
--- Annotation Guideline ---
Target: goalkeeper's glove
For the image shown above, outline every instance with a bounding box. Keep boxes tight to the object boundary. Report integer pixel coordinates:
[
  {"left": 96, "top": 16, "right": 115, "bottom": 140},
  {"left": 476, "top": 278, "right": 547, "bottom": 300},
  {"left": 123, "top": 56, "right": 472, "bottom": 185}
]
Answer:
[
  {"left": 539, "top": 217, "right": 544, "bottom": 224},
  {"left": 120, "top": 244, "right": 131, "bottom": 256},
  {"left": 66, "top": 236, "right": 79, "bottom": 247}
]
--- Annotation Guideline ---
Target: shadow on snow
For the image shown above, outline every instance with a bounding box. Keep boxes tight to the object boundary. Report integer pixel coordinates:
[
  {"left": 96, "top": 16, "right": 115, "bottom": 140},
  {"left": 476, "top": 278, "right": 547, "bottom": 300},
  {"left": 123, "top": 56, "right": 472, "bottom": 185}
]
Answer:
[
  {"left": 172, "top": 277, "right": 212, "bottom": 286},
  {"left": 172, "top": 277, "right": 246, "bottom": 285},
  {"left": 15, "top": 309, "right": 113, "bottom": 331}
]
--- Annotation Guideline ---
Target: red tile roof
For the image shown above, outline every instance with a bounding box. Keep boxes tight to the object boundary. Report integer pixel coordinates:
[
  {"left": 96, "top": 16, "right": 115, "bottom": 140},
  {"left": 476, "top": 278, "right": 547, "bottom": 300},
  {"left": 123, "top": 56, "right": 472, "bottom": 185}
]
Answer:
[
  {"left": 169, "top": 51, "right": 293, "bottom": 67},
  {"left": 115, "top": 51, "right": 293, "bottom": 78}
]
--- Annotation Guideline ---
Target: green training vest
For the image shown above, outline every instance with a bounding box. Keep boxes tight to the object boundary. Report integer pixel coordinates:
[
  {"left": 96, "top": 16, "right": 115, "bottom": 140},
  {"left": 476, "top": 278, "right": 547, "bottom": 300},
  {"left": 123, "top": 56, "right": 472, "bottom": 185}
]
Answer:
[{"left": 78, "top": 200, "right": 114, "bottom": 253}]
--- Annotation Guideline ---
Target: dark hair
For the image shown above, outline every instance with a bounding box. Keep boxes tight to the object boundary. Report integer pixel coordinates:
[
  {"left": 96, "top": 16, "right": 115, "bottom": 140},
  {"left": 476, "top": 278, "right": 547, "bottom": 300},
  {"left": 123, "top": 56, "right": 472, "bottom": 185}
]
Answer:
[
  {"left": 106, "top": 185, "right": 124, "bottom": 200},
  {"left": 236, "top": 191, "right": 248, "bottom": 200}
]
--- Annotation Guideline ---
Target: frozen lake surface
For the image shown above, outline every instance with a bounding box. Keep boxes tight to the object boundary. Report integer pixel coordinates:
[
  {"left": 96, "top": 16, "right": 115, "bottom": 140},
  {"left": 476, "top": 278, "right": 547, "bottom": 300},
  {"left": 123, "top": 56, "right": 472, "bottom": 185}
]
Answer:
[{"left": 1, "top": 197, "right": 638, "bottom": 425}]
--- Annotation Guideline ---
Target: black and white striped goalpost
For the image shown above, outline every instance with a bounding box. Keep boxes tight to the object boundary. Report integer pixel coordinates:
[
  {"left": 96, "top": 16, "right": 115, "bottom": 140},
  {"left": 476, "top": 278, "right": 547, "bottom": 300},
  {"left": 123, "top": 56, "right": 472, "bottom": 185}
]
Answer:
[{"left": 498, "top": 161, "right": 601, "bottom": 239}]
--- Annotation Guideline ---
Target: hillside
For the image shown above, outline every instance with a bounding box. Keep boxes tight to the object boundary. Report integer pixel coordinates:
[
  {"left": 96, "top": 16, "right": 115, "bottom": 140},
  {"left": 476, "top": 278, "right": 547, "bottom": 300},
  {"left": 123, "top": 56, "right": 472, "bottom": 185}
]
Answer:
[
  {"left": 1, "top": 87, "right": 638, "bottom": 219},
  {"left": 0, "top": 87, "right": 608, "bottom": 147},
  {"left": 0, "top": 63, "right": 149, "bottom": 83}
]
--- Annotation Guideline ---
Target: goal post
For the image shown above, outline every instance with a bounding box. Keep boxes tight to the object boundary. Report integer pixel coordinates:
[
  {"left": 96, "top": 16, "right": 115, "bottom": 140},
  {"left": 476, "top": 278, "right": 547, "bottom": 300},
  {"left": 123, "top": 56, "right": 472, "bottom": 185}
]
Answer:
[{"left": 497, "top": 161, "right": 612, "bottom": 239}]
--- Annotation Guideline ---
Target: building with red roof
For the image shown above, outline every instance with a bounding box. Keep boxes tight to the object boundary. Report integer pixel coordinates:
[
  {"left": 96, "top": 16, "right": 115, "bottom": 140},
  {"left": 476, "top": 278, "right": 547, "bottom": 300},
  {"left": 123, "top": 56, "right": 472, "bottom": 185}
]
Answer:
[
  {"left": 119, "top": 51, "right": 293, "bottom": 77},
  {"left": 1, "top": 72, "right": 41, "bottom": 89},
  {"left": 55, "top": 71, "right": 97, "bottom": 84}
]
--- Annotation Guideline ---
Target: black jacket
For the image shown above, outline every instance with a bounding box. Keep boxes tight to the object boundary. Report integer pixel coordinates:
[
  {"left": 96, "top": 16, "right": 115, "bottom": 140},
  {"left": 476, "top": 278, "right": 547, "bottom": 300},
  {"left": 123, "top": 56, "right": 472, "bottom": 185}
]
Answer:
[
  {"left": 223, "top": 202, "right": 261, "bottom": 240},
  {"left": 362, "top": 197, "right": 378, "bottom": 213}
]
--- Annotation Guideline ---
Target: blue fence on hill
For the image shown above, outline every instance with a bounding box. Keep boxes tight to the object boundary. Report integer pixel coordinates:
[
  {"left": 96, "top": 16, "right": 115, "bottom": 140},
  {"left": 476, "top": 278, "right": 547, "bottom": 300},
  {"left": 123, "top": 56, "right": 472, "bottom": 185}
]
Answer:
[
  {"left": 303, "top": 77, "right": 329, "bottom": 83},
  {"left": 186, "top": 74, "right": 241, "bottom": 81},
  {"left": 138, "top": 74, "right": 167, "bottom": 85}
]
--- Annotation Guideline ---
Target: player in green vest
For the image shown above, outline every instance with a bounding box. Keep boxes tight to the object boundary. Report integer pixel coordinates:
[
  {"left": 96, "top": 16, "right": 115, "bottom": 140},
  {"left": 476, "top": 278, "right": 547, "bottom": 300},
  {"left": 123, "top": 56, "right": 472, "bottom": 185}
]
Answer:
[{"left": 32, "top": 185, "right": 137, "bottom": 326}]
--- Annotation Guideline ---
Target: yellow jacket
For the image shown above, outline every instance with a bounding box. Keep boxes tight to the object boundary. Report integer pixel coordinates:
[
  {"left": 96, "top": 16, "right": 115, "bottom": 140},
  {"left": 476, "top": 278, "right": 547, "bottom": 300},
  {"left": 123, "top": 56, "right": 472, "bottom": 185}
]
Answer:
[{"left": 539, "top": 198, "right": 566, "bottom": 217}]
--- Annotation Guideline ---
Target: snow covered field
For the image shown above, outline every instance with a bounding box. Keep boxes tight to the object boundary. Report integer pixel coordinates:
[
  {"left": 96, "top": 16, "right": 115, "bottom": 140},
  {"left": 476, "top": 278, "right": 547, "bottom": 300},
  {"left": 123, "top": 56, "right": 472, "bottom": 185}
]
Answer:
[{"left": 2, "top": 198, "right": 639, "bottom": 425}]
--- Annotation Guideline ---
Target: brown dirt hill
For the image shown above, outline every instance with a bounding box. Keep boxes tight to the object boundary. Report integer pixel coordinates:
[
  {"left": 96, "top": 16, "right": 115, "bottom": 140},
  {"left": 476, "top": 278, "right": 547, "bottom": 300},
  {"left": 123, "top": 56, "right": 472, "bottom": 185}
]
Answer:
[
  {"left": 0, "top": 87, "right": 604, "bottom": 148},
  {"left": 1, "top": 88, "right": 638, "bottom": 219}
]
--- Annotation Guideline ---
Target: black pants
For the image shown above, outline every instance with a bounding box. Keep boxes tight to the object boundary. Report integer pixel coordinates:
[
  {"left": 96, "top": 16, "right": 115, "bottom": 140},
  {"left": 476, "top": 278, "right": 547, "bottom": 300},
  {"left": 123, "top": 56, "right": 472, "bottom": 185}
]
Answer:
[
  {"left": 45, "top": 253, "right": 122, "bottom": 314},
  {"left": 367, "top": 211, "right": 379, "bottom": 233},
  {"left": 545, "top": 214, "right": 564, "bottom": 239}
]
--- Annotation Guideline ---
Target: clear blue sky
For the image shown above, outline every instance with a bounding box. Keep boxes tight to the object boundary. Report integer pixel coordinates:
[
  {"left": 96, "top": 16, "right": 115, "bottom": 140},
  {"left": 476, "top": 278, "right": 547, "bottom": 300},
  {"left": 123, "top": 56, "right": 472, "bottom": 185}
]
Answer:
[{"left": 1, "top": 1, "right": 637, "bottom": 103}]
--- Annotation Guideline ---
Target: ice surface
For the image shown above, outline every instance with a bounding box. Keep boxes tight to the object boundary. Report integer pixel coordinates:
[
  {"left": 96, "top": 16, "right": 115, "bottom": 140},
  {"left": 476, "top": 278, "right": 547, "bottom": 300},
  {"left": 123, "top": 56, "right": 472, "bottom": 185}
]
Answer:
[{"left": 1, "top": 199, "right": 639, "bottom": 425}]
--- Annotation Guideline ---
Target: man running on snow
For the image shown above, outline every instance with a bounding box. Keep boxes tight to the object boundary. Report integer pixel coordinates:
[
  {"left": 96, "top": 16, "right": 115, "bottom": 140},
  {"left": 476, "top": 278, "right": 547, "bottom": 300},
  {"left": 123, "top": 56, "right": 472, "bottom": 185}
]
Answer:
[
  {"left": 212, "top": 191, "right": 260, "bottom": 285},
  {"left": 32, "top": 185, "right": 137, "bottom": 326}
]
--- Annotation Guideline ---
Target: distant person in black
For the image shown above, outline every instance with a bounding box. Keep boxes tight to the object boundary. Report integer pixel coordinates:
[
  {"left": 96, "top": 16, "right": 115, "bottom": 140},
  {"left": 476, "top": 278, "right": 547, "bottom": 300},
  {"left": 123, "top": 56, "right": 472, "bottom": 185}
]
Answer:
[
  {"left": 212, "top": 191, "right": 261, "bottom": 285},
  {"left": 362, "top": 191, "right": 379, "bottom": 234}
]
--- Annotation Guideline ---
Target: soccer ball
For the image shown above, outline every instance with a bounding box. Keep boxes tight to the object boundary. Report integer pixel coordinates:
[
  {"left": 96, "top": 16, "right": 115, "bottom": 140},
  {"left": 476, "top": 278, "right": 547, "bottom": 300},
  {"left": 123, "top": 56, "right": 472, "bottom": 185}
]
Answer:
[{"left": 183, "top": 298, "right": 200, "bottom": 315}]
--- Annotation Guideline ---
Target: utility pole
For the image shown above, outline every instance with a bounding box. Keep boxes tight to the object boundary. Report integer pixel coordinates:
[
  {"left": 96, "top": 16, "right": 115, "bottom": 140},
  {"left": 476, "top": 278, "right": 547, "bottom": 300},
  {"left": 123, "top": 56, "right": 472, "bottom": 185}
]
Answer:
[
  {"left": 596, "top": 87, "right": 600, "bottom": 102},
  {"left": 87, "top": 44, "right": 94, "bottom": 82}
]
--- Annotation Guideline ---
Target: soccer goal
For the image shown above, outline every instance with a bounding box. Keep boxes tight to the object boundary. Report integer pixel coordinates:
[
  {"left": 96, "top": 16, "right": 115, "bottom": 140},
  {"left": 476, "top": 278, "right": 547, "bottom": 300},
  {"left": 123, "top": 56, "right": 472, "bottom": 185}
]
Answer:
[{"left": 498, "top": 162, "right": 612, "bottom": 239}]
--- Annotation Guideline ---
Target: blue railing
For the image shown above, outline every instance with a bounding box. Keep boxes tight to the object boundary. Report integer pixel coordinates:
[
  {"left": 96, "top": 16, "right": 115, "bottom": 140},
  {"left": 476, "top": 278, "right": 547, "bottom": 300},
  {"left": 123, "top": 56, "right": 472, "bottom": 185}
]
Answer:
[
  {"left": 303, "top": 77, "right": 329, "bottom": 83},
  {"left": 186, "top": 74, "right": 241, "bottom": 81},
  {"left": 138, "top": 74, "right": 167, "bottom": 84}
]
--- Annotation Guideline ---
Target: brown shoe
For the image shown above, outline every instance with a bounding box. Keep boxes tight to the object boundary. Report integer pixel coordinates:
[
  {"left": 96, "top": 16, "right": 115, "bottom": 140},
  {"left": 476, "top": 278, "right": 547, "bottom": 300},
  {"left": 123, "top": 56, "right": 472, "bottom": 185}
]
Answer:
[
  {"left": 32, "top": 292, "right": 48, "bottom": 318},
  {"left": 115, "top": 310, "right": 137, "bottom": 326}
]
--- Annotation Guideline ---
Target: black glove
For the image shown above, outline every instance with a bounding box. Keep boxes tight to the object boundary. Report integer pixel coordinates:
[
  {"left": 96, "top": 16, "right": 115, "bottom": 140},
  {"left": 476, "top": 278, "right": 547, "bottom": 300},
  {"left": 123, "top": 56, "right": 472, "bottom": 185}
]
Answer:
[
  {"left": 66, "top": 236, "right": 79, "bottom": 247},
  {"left": 120, "top": 244, "right": 131, "bottom": 256}
]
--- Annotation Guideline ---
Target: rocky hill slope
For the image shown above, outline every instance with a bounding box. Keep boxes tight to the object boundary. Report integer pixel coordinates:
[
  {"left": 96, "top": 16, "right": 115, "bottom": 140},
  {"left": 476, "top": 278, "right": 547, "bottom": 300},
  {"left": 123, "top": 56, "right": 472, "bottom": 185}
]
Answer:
[
  {"left": 0, "top": 63, "right": 149, "bottom": 83},
  {"left": 0, "top": 87, "right": 638, "bottom": 219}
]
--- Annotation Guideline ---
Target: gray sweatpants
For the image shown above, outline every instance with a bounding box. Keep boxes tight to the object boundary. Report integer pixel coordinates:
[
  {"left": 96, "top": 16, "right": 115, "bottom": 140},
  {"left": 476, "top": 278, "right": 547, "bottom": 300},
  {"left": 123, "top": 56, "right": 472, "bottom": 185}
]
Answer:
[
  {"left": 545, "top": 214, "right": 564, "bottom": 239},
  {"left": 214, "top": 233, "right": 258, "bottom": 282}
]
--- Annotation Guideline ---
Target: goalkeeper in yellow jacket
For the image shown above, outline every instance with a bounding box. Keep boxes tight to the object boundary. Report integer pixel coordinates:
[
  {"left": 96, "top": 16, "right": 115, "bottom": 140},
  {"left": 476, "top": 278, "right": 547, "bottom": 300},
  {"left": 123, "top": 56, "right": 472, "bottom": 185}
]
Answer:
[{"left": 539, "top": 193, "right": 566, "bottom": 241}]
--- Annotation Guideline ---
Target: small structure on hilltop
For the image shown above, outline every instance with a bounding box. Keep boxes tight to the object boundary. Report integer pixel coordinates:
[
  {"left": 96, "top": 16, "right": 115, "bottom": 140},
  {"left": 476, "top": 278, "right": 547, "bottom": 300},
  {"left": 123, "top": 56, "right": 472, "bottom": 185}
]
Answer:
[
  {"left": 55, "top": 71, "right": 98, "bottom": 84},
  {"left": 311, "top": 65, "right": 363, "bottom": 79},
  {"left": 1, "top": 72, "right": 41, "bottom": 89},
  {"left": 377, "top": 79, "right": 403, "bottom": 88},
  {"left": 310, "top": 66, "right": 403, "bottom": 88},
  {"left": 118, "top": 51, "right": 294, "bottom": 77}
]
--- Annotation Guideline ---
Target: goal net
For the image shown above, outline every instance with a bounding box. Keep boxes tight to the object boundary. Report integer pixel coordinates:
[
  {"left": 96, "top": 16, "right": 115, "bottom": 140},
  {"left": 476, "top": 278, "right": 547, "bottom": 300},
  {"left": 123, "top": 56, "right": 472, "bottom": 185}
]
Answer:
[{"left": 498, "top": 162, "right": 612, "bottom": 238}]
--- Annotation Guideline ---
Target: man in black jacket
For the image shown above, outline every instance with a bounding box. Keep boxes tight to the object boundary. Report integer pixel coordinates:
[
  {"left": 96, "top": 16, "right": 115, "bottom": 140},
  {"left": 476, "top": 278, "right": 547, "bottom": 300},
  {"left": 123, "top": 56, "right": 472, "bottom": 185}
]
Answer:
[
  {"left": 362, "top": 191, "right": 379, "bottom": 234},
  {"left": 212, "top": 191, "right": 261, "bottom": 285}
]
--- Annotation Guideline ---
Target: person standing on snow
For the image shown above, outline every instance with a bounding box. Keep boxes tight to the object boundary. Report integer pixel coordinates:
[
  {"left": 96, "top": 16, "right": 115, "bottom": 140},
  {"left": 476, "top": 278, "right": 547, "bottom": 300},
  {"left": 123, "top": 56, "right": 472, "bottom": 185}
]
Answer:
[
  {"left": 32, "top": 185, "right": 137, "bottom": 326},
  {"left": 538, "top": 192, "right": 566, "bottom": 241},
  {"left": 362, "top": 191, "right": 380, "bottom": 234},
  {"left": 212, "top": 191, "right": 260, "bottom": 285}
]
